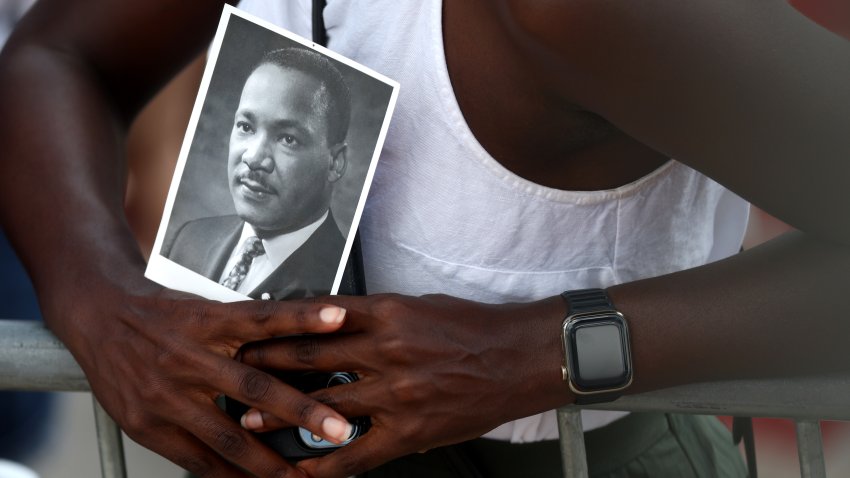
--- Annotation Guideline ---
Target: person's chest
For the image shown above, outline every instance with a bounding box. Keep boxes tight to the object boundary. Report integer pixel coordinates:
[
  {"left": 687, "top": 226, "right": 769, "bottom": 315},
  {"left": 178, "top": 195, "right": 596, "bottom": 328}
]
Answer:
[{"left": 443, "top": 0, "right": 669, "bottom": 191}]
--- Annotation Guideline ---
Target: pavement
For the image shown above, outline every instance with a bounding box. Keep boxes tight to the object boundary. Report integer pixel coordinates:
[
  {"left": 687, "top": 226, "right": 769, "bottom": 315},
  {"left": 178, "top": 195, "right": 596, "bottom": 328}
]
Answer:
[{"left": 28, "top": 392, "right": 183, "bottom": 478}]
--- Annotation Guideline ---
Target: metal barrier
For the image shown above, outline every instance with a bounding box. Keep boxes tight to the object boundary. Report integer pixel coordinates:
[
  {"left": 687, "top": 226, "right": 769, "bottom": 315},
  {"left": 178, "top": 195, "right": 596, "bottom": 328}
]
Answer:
[
  {"left": 0, "top": 320, "right": 125, "bottom": 478},
  {"left": 1, "top": 319, "right": 844, "bottom": 478}
]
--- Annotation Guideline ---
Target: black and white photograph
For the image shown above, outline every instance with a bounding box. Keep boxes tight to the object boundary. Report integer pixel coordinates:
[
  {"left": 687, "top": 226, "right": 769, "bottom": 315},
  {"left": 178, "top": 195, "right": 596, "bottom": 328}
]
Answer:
[{"left": 146, "top": 6, "right": 398, "bottom": 302}]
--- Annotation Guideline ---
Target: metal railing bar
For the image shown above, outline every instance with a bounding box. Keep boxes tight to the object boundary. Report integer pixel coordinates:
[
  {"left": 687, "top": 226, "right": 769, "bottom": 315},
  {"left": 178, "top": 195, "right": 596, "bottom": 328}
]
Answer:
[
  {"left": 4, "top": 320, "right": 850, "bottom": 420},
  {"left": 557, "top": 408, "right": 589, "bottom": 478},
  {"left": 3, "top": 320, "right": 850, "bottom": 419},
  {"left": 3, "top": 320, "right": 849, "bottom": 478},
  {"left": 0, "top": 320, "right": 88, "bottom": 391},
  {"left": 93, "top": 398, "right": 127, "bottom": 478},
  {"left": 795, "top": 419, "right": 827, "bottom": 478},
  {"left": 582, "top": 377, "right": 850, "bottom": 421}
]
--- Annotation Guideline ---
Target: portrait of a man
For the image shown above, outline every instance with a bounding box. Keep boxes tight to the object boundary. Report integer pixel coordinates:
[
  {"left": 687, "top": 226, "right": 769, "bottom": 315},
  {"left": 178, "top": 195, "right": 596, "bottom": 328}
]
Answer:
[
  {"left": 164, "top": 48, "right": 351, "bottom": 300},
  {"left": 149, "top": 13, "right": 396, "bottom": 302}
]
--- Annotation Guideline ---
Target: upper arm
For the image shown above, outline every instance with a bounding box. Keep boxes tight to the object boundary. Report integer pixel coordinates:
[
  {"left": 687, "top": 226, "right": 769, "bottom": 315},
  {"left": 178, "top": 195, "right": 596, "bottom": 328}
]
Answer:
[
  {"left": 501, "top": 0, "right": 850, "bottom": 245},
  {"left": 0, "top": 1, "right": 237, "bottom": 276},
  {"left": 5, "top": 0, "right": 234, "bottom": 119}
]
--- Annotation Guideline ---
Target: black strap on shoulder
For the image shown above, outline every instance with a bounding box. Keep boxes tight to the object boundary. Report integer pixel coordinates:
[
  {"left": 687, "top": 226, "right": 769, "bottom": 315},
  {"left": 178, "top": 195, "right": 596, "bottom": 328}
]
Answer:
[
  {"left": 311, "top": 0, "right": 328, "bottom": 47},
  {"left": 312, "top": 0, "right": 367, "bottom": 297},
  {"left": 339, "top": 235, "right": 367, "bottom": 296}
]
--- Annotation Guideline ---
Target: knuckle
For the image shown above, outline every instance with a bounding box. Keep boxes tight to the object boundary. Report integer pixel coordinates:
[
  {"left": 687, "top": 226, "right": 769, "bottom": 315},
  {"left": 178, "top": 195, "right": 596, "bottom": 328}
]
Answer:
[
  {"left": 251, "top": 462, "right": 293, "bottom": 478},
  {"left": 270, "top": 468, "right": 293, "bottom": 478},
  {"left": 293, "top": 304, "right": 310, "bottom": 329},
  {"left": 401, "top": 423, "right": 428, "bottom": 445},
  {"left": 251, "top": 300, "right": 277, "bottom": 325},
  {"left": 294, "top": 398, "right": 318, "bottom": 425},
  {"left": 312, "top": 390, "right": 338, "bottom": 408},
  {"left": 153, "top": 346, "right": 173, "bottom": 369},
  {"left": 177, "top": 456, "right": 213, "bottom": 477},
  {"left": 137, "top": 383, "right": 167, "bottom": 404},
  {"left": 389, "top": 377, "right": 427, "bottom": 404},
  {"left": 377, "top": 337, "right": 410, "bottom": 363},
  {"left": 121, "top": 409, "right": 153, "bottom": 435},
  {"left": 184, "top": 300, "right": 213, "bottom": 329},
  {"left": 153, "top": 340, "right": 187, "bottom": 370},
  {"left": 214, "top": 428, "right": 248, "bottom": 459},
  {"left": 371, "top": 294, "right": 405, "bottom": 317},
  {"left": 239, "top": 343, "right": 265, "bottom": 366},
  {"left": 238, "top": 370, "right": 273, "bottom": 403},
  {"left": 136, "top": 289, "right": 172, "bottom": 314},
  {"left": 294, "top": 337, "right": 320, "bottom": 364}
]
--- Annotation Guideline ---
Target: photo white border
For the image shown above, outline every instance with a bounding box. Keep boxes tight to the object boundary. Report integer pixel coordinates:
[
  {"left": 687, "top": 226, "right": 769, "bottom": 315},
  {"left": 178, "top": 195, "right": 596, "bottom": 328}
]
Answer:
[{"left": 145, "top": 5, "right": 399, "bottom": 302}]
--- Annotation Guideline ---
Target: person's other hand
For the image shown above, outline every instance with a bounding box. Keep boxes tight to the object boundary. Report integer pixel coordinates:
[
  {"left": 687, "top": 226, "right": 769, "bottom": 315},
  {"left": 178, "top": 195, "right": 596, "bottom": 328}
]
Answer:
[
  {"left": 237, "top": 293, "right": 570, "bottom": 478},
  {"left": 789, "top": 0, "right": 850, "bottom": 40},
  {"left": 57, "top": 277, "right": 351, "bottom": 478}
]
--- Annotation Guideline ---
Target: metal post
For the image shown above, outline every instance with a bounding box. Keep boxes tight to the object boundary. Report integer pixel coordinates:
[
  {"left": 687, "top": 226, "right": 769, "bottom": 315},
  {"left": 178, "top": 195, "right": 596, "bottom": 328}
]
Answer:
[
  {"left": 93, "top": 397, "right": 127, "bottom": 478},
  {"left": 795, "top": 419, "right": 826, "bottom": 478},
  {"left": 557, "top": 408, "right": 589, "bottom": 478}
]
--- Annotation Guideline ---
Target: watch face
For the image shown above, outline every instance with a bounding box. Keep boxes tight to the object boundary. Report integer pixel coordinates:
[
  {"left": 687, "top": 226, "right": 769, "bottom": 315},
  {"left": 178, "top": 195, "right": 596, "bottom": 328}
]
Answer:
[{"left": 564, "top": 313, "right": 632, "bottom": 394}]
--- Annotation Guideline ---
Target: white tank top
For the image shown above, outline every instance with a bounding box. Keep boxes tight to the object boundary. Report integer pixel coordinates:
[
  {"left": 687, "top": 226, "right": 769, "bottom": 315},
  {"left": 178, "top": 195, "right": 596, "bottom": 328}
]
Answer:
[{"left": 240, "top": 0, "right": 750, "bottom": 443}]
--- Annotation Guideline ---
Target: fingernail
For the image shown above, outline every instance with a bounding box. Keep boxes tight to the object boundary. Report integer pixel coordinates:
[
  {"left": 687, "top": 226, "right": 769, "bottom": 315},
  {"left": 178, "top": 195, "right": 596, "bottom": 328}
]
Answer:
[
  {"left": 322, "top": 416, "right": 353, "bottom": 443},
  {"left": 319, "top": 306, "right": 346, "bottom": 324},
  {"left": 241, "top": 410, "right": 264, "bottom": 430}
]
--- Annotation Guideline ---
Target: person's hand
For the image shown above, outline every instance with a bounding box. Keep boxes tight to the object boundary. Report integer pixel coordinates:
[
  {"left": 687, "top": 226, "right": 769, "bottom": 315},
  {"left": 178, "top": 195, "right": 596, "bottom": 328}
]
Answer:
[
  {"left": 52, "top": 275, "right": 353, "bottom": 478},
  {"left": 237, "top": 293, "right": 572, "bottom": 478}
]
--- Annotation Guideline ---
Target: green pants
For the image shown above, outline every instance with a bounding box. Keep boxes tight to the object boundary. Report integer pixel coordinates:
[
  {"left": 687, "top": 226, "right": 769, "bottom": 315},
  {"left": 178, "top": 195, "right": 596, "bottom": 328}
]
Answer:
[{"left": 361, "top": 413, "right": 748, "bottom": 478}]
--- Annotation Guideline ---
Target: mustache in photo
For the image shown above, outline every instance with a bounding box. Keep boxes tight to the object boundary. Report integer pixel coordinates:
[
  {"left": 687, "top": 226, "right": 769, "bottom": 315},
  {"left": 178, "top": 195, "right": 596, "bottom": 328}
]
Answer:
[{"left": 237, "top": 169, "right": 275, "bottom": 192}]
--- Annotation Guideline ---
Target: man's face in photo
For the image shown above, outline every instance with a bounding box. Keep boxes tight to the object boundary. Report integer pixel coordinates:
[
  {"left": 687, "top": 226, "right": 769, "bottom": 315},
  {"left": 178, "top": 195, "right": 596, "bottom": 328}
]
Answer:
[{"left": 228, "top": 63, "right": 340, "bottom": 235}]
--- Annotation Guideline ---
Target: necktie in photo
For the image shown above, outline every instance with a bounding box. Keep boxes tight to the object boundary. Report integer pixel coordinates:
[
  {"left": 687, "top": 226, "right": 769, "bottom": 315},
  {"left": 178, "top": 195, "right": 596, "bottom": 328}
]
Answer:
[{"left": 220, "top": 236, "right": 266, "bottom": 291}]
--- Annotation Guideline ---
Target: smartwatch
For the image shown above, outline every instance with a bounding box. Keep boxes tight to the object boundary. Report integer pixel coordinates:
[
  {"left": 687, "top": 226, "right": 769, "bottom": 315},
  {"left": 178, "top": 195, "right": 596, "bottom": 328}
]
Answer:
[{"left": 560, "top": 289, "right": 633, "bottom": 404}]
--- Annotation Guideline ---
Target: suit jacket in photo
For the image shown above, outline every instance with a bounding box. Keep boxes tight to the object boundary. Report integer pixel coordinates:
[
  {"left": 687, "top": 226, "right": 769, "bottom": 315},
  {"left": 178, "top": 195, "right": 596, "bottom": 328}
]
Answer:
[{"left": 163, "top": 214, "right": 345, "bottom": 300}]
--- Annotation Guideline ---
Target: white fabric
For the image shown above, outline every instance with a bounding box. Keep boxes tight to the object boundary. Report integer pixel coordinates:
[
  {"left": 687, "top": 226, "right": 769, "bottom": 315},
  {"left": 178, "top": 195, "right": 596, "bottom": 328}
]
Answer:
[
  {"left": 0, "top": 460, "right": 38, "bottom": 478},
  {"left": 238, "top": 0, "right": 750, "bottom": 443},
  {"left": 220, "top": 211, "right": 328, "bottom": 294}
]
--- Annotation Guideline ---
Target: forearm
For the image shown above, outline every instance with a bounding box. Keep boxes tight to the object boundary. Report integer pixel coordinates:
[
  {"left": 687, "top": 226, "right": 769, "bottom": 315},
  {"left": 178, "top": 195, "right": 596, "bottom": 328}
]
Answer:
[
  {"left": 609, "top": 231, "right": 850, "bottom": 394},
  {"left": 0, "top": 1, "right": 227, "bottom": 329},
  {"left": 482, "top": 230, "right": 850, "bottom": 410},
  {"left": 0, "top": 41, "right": 142, "bottom": 328},
  {"left": 0, "top": 12, "right": 364, "bottom": 472},
  {"left": 500, "top": 230, "right": 850, "bottom": 406}
]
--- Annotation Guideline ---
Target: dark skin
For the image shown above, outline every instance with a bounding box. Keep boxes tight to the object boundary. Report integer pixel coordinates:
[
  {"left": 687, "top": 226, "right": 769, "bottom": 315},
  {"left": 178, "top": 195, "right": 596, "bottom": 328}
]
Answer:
[{"left": 1, "top": 1, "right": 849, "bottom": 477}]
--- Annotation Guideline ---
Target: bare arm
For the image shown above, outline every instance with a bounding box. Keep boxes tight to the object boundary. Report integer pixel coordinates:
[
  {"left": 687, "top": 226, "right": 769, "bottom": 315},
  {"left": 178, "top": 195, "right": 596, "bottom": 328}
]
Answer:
[
  {"left": 3, "top": 1, "right": 850, "bottom": 477},
  {"left": 500, "top": 0, "right": 850, "bottom": 245},
  {"left": 0, "top": 2, "right": 354, "bottom": 476},
  {"left": 234, "top": 2, "right": 850, "bottom": 477}
]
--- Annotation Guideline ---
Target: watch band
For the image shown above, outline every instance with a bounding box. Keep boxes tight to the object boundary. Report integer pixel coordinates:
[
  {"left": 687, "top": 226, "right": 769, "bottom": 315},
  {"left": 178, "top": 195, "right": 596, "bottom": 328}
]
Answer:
[
  {"left": 561, "top": 289, "right": 613, "bottom": 314},
  {"left": 561, "top": 289, "right": 627, "bottom": 405}
]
